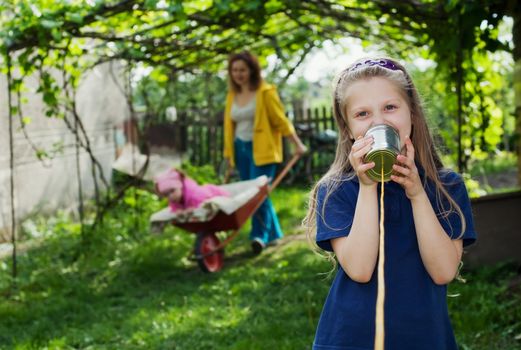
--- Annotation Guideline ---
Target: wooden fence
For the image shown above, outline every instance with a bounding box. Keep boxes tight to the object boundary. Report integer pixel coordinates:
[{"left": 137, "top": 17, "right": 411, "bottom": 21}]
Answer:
[{"left": 144, "top": 106, "right": 338, "bottom": 181}]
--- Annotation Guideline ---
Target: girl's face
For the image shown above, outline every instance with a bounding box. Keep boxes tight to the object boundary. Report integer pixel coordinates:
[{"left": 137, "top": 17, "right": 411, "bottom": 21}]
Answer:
[
  {"left": 344, "top": 77, "right": 412, "bottom": 148},
  {"left": 230, "top": 59, "right": 251, "bottom": 87},
  {"left": 167, "top": 187, "right": 182, "bottom": 203}
]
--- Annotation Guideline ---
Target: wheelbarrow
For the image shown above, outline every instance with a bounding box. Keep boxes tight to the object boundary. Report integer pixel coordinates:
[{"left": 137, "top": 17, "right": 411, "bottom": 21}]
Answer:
[{"left": 149, "top": 154, "right": 300, "bottom": 272}]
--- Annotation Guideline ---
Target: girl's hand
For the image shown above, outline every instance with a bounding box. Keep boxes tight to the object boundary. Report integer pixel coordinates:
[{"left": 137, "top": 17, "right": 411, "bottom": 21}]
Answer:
[
  {"left": 349, "top": 135, "right": 376, "bottom": 186},
  {"left": 390, "top": 136, "right": 424, "bottom": 199}
]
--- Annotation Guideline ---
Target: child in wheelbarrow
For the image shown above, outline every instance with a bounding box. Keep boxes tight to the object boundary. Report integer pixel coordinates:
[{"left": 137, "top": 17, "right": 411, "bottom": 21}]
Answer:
[{"left": 155, "top": 168, "right": 230, "bottom": 213}]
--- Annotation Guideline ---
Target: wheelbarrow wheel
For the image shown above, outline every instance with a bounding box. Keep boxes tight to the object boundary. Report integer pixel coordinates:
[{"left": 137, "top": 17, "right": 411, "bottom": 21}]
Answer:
[{"left": 195, "top": 232, "right": 224, "bottom": 273}]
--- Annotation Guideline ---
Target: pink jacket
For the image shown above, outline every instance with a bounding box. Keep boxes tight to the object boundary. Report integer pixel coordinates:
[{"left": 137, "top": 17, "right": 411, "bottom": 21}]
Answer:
[
  {"left": 154, "top": 169, "right": 229, "bottom": 213},
  {"left": 169, "top": 177, "right": 229, "bottom": 212}
]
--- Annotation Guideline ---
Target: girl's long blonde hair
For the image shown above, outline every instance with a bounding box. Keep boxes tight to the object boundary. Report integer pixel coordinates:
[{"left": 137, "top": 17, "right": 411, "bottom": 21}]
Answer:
[{"left": 303, "top": 57, "right": 466, "bottom": 256}]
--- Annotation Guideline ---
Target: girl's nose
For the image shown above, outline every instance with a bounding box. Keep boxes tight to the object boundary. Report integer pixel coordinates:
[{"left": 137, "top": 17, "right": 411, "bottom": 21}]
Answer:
[{"left": 373, "top": 112, "right": 385, "bottom": 125}]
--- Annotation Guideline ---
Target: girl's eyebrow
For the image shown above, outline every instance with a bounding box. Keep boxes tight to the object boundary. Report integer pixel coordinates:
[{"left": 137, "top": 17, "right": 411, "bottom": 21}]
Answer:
[{"left": 382, "top": 98, "right": 401, "bottom": 104}]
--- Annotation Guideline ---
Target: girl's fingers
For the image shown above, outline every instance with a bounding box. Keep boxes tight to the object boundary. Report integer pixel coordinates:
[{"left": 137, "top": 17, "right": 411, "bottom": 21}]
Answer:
[
  {"left": 358, "top": 162, "right": 375, "bottom": 173},
  {"left": 391, "top": 173, "right": 414, "bottom": 184},
  {"left": 396, "top": 152, "right": 416, "bottom": 171},
  {"left": 349, "top": 135, "right": 378, "bottom": 184},
  {"left": 349, "top": 136, "right": 373, "bottom": 165},
  {"left": 392, "top": 163, "right": 411, "bottom": 176},
  {"left": 351, "top": 135, "right": 363, "bottom": 150},
  {"left": 404, "top": 137, "right": 415, "bottom": 160},
  {"left": 352, "top": 142, "right": 373, "bottom": 159},
  {"left": 396, "top": 138, "right": 414, "bottom": 167},
  {"left": 352, "top": 136, "right": 373, "bottom": 152},
  {"left": 390, "top": 174, "right": 407, "bottom": 184}
]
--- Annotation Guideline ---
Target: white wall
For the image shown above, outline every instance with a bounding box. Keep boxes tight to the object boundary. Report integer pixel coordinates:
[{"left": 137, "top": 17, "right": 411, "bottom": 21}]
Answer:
[{"left": 0, "top": 61, "right": 130, "bottom": 240}]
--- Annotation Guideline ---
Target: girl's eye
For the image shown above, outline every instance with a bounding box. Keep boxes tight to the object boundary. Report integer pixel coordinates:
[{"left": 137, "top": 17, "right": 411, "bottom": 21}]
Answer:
[
  {"left": 384, "top": 104, "right": 397, "bottom": 111},
  {"left": 355, "top": 111, "right": 368, "bottom": 118}
]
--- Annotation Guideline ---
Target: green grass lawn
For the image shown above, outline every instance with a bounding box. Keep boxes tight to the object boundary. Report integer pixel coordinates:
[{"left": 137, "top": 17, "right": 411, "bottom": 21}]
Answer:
[{"left": 0, "top": 186, "right": 519, "bottom": 349}]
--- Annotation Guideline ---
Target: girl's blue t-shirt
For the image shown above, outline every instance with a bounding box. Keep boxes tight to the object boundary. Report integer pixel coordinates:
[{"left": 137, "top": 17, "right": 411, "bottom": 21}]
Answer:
[{"left": 313, "top": 170, "right": 476, "bottom": 350}]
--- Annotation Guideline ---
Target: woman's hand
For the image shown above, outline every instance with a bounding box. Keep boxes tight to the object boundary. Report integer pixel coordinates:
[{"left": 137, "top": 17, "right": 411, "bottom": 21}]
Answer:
[
  {"left": 224, "top": 157, "right": 232, "bottom": 169},
  {"left": 390, "top": 136, "right": 424, "bottom": 199},
  {"left": 349, "top": 135, "right": 376, "bottom": 186},
  {"left": 288, "top": 133, "right": 308, "bottom": 157},
  {"left": 294, "top": 141, "right": 308, "bottom": 156},
  {"left": 222, "top": 158, "right": 233, "bottom": 184}
]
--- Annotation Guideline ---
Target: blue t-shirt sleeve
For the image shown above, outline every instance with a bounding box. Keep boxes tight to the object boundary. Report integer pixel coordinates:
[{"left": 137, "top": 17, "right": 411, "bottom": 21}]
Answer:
[
  {"left": 438, "top": 171, "right": 477, "bottom": 247},
  {"left": 315, "top": 181, "right": 357, "bottom": 252}
]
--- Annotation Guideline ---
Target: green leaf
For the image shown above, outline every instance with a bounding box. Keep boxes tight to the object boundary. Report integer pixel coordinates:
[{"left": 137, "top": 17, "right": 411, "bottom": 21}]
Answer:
[
  {"left": 51, "top": 28, "right": 62, "bottom": 41},
  {"left": 69, "top": 43, "right": 83, "bottom": 56},
  {"left": 124, "top": 196, "right": 137, "bottom": 207},
  {"left": 66, "top": 12, "right": 84, "bottom": 25},
  {"left": 144, "top": 0, "right": 159, "bottom": 9},
  {"left": 36, "top": 149, "right": 48, "bottom": 160},
  {"left": 40, "top": 19, "right": 62, "bottom": 29}
]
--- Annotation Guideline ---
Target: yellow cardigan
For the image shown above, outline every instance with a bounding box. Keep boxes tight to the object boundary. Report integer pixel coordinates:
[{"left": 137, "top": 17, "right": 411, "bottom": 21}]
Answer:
[{"left": 223, "top": 82, "right": 295, "bottom": 167}]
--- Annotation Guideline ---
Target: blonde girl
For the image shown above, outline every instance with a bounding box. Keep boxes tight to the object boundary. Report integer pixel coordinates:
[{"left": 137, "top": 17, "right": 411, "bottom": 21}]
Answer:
[{"left": 305, "top": 58, "right": 476, "bottom": 350}]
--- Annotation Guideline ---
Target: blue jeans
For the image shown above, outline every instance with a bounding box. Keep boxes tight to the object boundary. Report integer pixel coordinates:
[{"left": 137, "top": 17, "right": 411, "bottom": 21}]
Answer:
[{"left": 234, "top": 138, "right": 283, "bottom": 244}]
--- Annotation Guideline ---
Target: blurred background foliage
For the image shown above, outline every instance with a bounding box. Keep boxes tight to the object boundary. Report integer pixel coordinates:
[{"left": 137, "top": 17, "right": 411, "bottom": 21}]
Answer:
[{"left": 1, "top": 0, "right": 519, "bottom": 177}]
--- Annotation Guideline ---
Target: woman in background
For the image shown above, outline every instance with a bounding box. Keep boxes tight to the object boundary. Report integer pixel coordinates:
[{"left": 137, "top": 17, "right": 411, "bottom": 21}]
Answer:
[{"left": 223, "top": 51, "right": 306, "bottom": 255}]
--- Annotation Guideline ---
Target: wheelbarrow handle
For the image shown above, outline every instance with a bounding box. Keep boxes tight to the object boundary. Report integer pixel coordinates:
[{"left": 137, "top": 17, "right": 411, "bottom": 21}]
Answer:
[{"left": 269, "top": 153, "right": 301, "bottom": 193}]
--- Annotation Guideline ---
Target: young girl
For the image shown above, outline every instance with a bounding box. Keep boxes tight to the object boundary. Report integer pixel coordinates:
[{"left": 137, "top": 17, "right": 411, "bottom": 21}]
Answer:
[
  {"left": 154, "top": 169, "right": 230, "bottom": 213},
  {"left": 305, "top": 58, "right": 476, "bottom": 349}
]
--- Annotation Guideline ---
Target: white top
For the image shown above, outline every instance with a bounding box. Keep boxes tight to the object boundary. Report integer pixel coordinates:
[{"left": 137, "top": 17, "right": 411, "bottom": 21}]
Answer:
[{"left": 231, "top": 97, "right": 256, "bottom": 141}]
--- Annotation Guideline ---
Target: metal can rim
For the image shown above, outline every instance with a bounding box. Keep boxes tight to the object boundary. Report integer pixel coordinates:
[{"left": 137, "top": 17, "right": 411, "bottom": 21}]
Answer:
[{"left": 365, "top": 149, "right": 397, "bottom": 182}]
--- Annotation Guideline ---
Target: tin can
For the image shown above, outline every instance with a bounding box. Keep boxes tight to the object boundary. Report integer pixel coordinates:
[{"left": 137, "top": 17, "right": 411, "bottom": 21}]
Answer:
[{"left": 364, "top": 124, "right": 401, "bottom": 182}]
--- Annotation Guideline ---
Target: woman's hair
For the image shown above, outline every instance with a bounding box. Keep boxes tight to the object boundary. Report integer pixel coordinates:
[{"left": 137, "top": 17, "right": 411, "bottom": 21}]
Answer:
[
  {"left": 227, "top": 51, "right": 262, "bottom": 92},
  {"left": 303, "top": 57, "right": 466, "bottom": 256}
]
